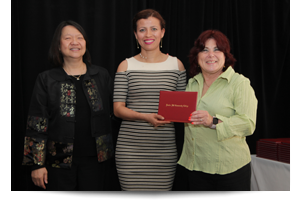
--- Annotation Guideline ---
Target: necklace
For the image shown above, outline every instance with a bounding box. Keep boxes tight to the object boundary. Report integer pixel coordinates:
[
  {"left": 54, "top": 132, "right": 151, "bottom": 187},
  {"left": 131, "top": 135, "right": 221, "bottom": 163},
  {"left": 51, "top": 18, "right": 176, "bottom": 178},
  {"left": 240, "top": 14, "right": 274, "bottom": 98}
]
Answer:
[
  {"left": 71, "top": 74, "right": 82, "bottom": 80},
  {"left": 139, "top": 53, "right": 147, "bottom": 59},
  {"left": 204, "top": 81, "right": 210, "bottom": 87},
  {"left": 63, "top": 64, "right": 86, "bottom": 81}
]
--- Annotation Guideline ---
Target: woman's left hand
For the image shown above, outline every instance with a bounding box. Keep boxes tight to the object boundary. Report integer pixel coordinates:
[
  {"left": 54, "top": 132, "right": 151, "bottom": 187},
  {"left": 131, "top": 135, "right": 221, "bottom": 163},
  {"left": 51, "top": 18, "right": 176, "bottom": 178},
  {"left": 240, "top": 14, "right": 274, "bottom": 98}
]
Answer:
[{"left": 189, "top": 110, "right": 213, "bottom": 127}]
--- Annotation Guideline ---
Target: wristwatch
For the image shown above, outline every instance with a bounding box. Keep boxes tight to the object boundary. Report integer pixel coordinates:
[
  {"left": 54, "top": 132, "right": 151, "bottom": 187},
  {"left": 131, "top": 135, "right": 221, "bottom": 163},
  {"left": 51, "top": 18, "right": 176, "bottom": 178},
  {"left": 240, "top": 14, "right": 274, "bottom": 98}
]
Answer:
[{"left": 210, "top": 116, "right": 218, "bottom": 129}]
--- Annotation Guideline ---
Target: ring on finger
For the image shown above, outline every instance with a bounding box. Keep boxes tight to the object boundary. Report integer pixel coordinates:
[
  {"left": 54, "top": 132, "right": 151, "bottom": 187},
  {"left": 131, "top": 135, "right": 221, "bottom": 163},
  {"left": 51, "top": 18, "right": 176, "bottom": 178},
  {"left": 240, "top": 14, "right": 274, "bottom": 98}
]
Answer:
[{"left": 200, "top": 119, "right": 203, "bottom": 122}]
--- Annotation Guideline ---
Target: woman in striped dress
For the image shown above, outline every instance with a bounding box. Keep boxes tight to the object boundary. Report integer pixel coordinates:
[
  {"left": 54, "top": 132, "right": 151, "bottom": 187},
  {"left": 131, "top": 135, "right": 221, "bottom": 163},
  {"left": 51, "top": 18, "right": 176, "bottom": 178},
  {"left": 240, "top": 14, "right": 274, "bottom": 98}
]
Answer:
[{"left": 113, "top": 9, "right": 186, "bottom": 191}]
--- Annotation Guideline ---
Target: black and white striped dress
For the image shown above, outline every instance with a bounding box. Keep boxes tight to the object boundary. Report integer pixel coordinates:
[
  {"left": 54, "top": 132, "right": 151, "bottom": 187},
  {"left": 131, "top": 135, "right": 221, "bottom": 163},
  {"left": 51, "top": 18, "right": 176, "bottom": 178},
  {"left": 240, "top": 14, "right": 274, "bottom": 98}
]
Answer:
[{"left": 113, "top": 56, "right": 186, "bottom": 191}]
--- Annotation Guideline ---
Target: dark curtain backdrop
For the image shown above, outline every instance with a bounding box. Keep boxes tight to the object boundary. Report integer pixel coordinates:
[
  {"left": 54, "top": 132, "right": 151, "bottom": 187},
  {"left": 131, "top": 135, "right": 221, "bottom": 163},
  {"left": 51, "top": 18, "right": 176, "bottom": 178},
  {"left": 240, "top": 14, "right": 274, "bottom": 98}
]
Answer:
[{"left": 12, "top": 0, "right": 290, "bottom": 191}]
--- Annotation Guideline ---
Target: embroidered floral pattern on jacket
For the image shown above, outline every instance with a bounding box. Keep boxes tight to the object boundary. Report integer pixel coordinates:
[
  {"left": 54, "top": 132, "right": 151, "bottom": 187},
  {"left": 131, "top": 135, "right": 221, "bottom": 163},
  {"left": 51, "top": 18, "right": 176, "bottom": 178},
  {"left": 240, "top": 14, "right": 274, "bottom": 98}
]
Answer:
[
  {"left": 84, "top": 79, "right": 103, "bottom": 111},
  {"left": 96, "top": 134, "right": 114, "bottom": 162},
  {"left": 27, "top": 116, "right": 48, "bottom": 133},
  {"left": 22, "top": 136, "right": 46, "bottom": 166},
  {"left": 60, "top": 83, "right": 76, "bottom": 117},
  {"left": 46, "top": 140, "right": 73, "bottom": 169}
]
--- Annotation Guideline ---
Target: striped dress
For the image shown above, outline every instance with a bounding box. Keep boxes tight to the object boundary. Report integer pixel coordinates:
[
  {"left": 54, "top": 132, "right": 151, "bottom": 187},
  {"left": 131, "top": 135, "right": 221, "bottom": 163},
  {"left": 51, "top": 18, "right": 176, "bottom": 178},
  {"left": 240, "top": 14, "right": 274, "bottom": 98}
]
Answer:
[{"left": 113, "top": 56, "right": 186, "bottom": 191}]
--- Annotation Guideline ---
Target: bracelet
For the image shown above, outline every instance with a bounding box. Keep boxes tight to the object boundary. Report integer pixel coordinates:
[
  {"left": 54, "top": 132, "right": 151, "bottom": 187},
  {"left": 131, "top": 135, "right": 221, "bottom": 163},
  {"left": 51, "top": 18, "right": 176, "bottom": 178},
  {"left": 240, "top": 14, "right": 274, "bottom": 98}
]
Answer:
[
  {"left": 210, "top": 124, "right": 216, "bottom": 129},
  {"left": 210, "top": 116, "right": 217, "bottom": 129}
]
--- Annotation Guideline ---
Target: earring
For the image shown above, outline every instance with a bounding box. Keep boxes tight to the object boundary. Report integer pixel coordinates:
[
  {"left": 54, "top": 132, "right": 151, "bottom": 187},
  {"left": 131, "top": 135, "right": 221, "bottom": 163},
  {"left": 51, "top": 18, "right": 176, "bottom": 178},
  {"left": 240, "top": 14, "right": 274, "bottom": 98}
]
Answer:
[
  {"left": 160, "top": 38, "right": 163, "bottom": 48},
  {"left": 136, "top": 39, "right": 139, "bottom": 49}
]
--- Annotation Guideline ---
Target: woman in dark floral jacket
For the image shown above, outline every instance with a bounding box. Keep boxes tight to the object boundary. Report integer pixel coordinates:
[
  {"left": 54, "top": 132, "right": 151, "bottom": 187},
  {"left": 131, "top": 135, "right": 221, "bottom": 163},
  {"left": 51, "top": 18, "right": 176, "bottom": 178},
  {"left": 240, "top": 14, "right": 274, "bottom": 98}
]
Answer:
[{"left": 22, "top": 20, "right": 114, "bottom": 190}]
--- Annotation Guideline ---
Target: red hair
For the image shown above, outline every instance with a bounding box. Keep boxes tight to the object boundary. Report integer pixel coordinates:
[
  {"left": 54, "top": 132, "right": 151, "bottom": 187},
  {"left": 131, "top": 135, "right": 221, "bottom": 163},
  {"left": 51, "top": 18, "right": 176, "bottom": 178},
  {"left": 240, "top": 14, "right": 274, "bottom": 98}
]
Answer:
[{"left": 188, "top": 30, "right": 236, "bottom": 77}]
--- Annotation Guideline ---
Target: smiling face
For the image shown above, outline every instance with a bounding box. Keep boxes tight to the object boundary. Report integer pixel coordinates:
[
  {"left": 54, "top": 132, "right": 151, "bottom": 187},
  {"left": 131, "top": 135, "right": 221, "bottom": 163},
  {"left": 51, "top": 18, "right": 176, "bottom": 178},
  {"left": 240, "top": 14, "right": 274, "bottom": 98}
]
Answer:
[
  {"left": 197, "top": 38, "right": 225, "bottom": 75},
  {"left": 59, "top": 25, "right": 86, "bottom": 61},
  {"left": 134, "top": 16, "right": 165, "bottom": 51}
]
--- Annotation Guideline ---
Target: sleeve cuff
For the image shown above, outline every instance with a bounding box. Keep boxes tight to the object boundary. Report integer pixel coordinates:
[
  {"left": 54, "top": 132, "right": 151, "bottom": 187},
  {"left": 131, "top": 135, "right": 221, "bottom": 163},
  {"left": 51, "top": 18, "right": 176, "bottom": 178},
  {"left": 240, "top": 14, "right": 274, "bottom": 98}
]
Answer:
[{"left": 31, "top": 164, "right": 45, "bottom": 171}]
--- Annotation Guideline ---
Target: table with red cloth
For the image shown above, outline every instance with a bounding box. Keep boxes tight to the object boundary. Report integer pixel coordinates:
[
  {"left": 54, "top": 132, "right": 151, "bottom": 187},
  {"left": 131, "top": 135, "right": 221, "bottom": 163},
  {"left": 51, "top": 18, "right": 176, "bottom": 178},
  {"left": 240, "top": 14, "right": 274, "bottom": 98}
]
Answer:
[{"left": 251, "top": 138, "right": 290, "bottom": 191}]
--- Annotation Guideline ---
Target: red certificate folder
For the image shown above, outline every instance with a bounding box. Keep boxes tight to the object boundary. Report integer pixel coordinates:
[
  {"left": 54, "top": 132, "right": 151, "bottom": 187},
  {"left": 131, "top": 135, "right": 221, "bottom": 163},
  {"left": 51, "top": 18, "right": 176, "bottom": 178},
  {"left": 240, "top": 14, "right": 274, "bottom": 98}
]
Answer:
[{"left": 158, "top": 91, "right": 198, "bottom": 123}]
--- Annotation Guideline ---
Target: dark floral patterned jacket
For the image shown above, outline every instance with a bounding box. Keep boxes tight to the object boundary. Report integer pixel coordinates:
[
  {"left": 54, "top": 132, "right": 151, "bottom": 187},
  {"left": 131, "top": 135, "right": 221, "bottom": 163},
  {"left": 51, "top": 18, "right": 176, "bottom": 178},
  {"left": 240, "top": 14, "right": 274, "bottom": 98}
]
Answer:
[{"left": 22, "top": 64, "right": 114, "bottom": 169}]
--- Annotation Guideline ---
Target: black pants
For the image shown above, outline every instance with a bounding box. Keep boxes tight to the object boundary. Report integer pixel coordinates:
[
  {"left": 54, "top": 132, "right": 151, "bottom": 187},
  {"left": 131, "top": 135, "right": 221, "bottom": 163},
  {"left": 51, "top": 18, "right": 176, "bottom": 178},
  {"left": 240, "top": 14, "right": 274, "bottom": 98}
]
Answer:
[
  {"left": 187, "top": 163, "right": 251, "bottom": 191},
  {"left": 46, "top": 156, "right": 109, "bottom": 191}
]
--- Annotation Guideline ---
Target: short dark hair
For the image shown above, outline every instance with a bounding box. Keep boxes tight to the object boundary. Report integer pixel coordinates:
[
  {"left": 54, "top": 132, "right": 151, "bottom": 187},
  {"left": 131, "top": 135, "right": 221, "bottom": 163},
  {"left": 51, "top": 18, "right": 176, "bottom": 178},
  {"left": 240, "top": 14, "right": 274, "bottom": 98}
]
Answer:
[
  {"left": 48, "top": 20, "right": 91, "bottom": 67},
  {"left": 189, "top": 30, "right": 236, "bottom": 77},
  {"left": 132, "top": 9, "right": 166, "bottom": 32}
]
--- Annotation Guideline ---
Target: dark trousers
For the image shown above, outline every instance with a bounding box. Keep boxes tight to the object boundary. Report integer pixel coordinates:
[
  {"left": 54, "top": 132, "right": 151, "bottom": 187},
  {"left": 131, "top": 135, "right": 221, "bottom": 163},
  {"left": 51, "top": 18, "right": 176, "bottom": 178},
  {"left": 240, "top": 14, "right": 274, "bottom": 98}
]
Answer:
[
  {"left": 187, "top": 163, "right": 251, "bottom": 191},
  {"left": 46, "top": 156, "right": 109, "bottom": 191}
]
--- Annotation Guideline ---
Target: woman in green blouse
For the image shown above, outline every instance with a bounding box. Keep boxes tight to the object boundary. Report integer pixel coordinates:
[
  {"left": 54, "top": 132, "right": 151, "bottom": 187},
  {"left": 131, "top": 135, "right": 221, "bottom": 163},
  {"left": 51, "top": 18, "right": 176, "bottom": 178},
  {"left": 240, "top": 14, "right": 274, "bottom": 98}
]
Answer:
[{"left": 178, "top": 30, "right": 257, "bottom": 191}]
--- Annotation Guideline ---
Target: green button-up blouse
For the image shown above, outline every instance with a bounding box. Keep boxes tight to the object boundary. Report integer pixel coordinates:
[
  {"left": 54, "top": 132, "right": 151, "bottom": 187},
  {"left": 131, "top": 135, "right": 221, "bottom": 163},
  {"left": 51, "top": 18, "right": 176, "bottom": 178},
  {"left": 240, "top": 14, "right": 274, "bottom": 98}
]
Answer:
[{"left": 178, "top": 67, "right": 258, "bottom": 174}]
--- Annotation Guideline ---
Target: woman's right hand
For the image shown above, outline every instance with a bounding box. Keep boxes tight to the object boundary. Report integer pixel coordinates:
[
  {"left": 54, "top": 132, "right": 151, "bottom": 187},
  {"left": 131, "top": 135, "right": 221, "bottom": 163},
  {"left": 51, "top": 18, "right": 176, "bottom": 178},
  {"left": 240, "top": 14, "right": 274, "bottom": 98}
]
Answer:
[
  {"left": 31, "top": 167, "right": 48, "bottom": 189},
  {"left": 114, "top": 102, "right": 170, "bottom": 126},
  {"left": 144, "top": 113, "right": 171, "bottom": 127}
]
